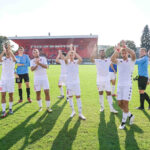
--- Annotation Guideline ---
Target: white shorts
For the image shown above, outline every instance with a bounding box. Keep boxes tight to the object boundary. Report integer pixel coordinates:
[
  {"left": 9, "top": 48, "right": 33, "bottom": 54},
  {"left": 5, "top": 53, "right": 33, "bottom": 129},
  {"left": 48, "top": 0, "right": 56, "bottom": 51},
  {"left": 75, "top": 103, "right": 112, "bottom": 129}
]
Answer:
[
  {"left": 58, "top": 75, "right": 67, "bottom": 86},
  {"left": 117, "top": 86, "right": 132, "bottom": 101},
  {"left": 97, "top": 80, "right": 111, "bottom": 92},
  {"left": 34, "top": 78, "right": 49, "bottom": 91},
  {"left": 67, "top": 83, "right": 81, "bottom": 96},
  {"left": 109, "top": 72, "right": 116, "bottom": 81},
  {"left": 0, "top": 79, "right": 15, "bottom": 93}
]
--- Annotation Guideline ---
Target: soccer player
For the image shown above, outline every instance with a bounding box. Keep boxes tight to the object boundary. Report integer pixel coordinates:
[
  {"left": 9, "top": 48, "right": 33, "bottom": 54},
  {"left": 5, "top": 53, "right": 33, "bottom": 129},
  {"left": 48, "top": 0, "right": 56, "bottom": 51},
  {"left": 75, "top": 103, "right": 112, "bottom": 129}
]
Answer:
[
  {"left": 16, "top": 47, "right": 32, "bottom": 103},
  {"left": 0, "top": 42, "right": 16, "bottom": 117},
  {"left": 109, "top": 63, "right": 117, "bottom": 97},
  {"left": 111, "top": 41, "right": 136, "bottom": 129},
  {"left": 31, "top": 49, "right": 52, "bottom": 112},
  {"left": 65, "top": 45, "right": 86, "bottom": 120},
  {"left": 135, "top": 48, "right": 150, "bottom": 110},
  {"left": 56, "top": 50, "right": 68, "bottom": 100},
  {"left": 90, "top": 45, "right": 118, "bottom": 113}
]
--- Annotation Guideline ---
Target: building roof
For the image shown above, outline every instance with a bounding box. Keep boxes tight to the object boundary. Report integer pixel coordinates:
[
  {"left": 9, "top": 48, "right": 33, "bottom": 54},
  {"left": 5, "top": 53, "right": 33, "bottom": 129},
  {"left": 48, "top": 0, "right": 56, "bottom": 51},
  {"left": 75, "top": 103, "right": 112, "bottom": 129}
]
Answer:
[{"left": 8, "top": 35, "right": 98, "bottom": 40}]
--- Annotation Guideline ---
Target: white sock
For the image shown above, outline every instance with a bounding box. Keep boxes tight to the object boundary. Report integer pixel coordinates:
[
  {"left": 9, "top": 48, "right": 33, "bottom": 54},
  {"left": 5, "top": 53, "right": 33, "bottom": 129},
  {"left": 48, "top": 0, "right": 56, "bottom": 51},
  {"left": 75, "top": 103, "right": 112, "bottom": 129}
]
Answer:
[
  {"left": 46, "top": 100, "right": 50, "bottom": 108},
  {"left": 2, "top": 103, "right": 6, "bottom": 112},
  {"left": 60, "top": 87, "right": 64, "bottom": 96},
  {"left": 128, "top": 112, "right": 132, "bottom": 117},
  {"left": 99, "top": 95, "right": 104, "bottom": 108},
  {"left": 37, "top": 100, "right": 42, "bottom": 108},
  {"left": 112, "top": 85, "right": 115, "bottom": 94},
  {"left": 77, "top": 98, "right": 82, "bottom": 115},
  {"left": 9, "top": 102, "right": 13, "bottom": 109},
  {"left": 122, "top": 112, "right": 128, "bottom": 123},
  {"left": 69, "top": 97, "right": 75, "bottom": 112},
  {"left": 107, "top": 96, "right": 113, "bottom": 110}
]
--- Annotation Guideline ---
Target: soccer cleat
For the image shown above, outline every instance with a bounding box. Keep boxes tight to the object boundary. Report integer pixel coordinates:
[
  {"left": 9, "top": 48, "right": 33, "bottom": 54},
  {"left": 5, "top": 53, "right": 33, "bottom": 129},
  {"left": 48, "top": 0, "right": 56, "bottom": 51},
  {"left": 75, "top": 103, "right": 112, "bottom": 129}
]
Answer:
[
  {"left": 27, "top": 98, "right": 32, "bottom": 103},
  {"left": 110, "top": 109, "right": 118, "bottom": 114},
  {"left": 136, "top": 106, "right": 144, "bottom": 110},
  {"left": 9, "top": 109, "right": 13, "bottom": 114},
  {"left": 129, "top": 114, "right": 134, "bottom": 125},
  {"left": 47, "top": 108, "right": 53, "bottom": 113},
  {"left": 119, "top": 122, "right": 126, "bottom": 130},
  {"left": 100, "top": 107, "right": 104, "bottom": 112},
  {"left": 18, "top": 99, "right": 23, "bottom": 103},
  {"left": 38, "top": 107, "right": 43, "bottom": 112},
  {"left": 66, "top": 97, "right": 69, "bottom": 102},
  {"left": 70, "top": 111, "right": 76, "bottom": 118},
  {"left": 1, "top": 111, "right": 7, "bottom": 118},
  {"left": 57, "top": 95, "right": 64, "bottom": 99},
  {"left": 79, "top": 114, "right": 86, "bottom": 120}
]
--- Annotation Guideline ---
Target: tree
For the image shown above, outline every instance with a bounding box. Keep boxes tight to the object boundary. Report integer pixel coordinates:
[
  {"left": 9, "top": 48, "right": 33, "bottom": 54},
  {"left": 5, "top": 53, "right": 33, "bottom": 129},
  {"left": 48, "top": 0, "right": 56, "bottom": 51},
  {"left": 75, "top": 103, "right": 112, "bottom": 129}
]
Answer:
[
  {"left": 0, "top": 36, "right": 8, "bottom": 53},
  {"left": 125, "top": 40, "right": 137, "bottom": 52},
  {"left": 141, "top": 25, "right": 150, "bottom": 51},
  {"left": 106, "top": 46, "right": 114, "bottom": 57}
]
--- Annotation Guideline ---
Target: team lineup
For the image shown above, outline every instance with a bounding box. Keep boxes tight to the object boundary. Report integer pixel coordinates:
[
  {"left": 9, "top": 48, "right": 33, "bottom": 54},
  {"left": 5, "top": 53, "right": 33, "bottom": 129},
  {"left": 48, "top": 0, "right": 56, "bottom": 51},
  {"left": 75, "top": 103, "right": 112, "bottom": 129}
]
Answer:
[{"left": 0, "top": 41, "right": 150, "bottom": 130}]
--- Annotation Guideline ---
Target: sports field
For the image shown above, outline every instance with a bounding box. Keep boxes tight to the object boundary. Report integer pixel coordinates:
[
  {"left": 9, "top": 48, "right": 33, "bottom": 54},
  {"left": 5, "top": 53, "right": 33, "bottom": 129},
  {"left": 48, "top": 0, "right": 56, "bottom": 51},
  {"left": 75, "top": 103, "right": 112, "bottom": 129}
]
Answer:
[{"left": 0, "top": 65, "right": 150, "bottom": 150}]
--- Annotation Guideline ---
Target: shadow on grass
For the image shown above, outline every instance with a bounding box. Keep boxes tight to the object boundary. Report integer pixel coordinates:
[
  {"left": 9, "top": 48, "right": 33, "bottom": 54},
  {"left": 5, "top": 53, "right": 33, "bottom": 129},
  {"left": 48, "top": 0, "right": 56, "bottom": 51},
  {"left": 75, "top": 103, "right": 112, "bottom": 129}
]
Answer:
[
  {"left": 98, "top": 112, "right": 121, "bottom": 150},
  {"left": 142, "top": 110, "right": 150, "bottom": 121},
  {"left": 112, "top": 96, "right": 143, "bottom": 150},
  {"left": 0, "top": 100, "right": 67, "bottom": 150},
  {"left": 51, "top": 118, "right": 81, "bottom": 150},
  {"left": 125, "top": 124, "right": 143, "bottom": 150}
]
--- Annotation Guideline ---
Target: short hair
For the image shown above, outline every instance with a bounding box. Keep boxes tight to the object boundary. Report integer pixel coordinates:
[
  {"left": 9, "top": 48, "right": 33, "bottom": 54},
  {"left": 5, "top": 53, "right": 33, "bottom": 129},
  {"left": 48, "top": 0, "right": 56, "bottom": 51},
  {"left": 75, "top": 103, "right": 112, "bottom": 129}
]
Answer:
[
  {"left": 18, "top": 46, "right": 24, "bottom": 50},
  {"left": 140, "top": 48, "right": 147, "bottom": 52}
]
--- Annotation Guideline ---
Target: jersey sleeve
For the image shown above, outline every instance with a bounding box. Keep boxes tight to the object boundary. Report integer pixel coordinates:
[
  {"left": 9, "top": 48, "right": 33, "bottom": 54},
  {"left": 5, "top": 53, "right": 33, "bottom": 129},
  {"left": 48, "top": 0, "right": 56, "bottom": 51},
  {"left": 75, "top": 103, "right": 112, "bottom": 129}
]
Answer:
[
  {"left": 135, "top": 56, "right": 148, "bottom": 65},
  {"left": 43, "top": 57, "right": 48, "bottom": 65},
  {"left": 30, "top": 59, "right": 35, "bottom": 67}
]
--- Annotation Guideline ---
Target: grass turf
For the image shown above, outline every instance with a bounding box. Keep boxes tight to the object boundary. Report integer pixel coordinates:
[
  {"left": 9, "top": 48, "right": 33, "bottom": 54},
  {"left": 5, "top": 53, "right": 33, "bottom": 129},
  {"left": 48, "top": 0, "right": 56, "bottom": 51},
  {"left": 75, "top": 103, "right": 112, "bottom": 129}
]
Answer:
[{"left": 0, "top": 65, "right": 150, "bottom": 150}]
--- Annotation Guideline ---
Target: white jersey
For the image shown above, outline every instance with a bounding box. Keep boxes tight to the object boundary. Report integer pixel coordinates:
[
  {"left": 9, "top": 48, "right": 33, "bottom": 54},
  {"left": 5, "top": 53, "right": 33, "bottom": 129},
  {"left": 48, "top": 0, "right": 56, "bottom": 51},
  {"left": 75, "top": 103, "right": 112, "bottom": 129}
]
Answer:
[
  {"left": 66, "top": 59, "right": 80, "bottom": 84},
  {"left": 59, "top": 59, "right": 67, "bottom": 76},
  {"left": 31, "top": 57, "right": 48, "bottom": 80},
  {"left": 117, "top": 58, "right": 135, "bottom": 86},
  {"left": 1, "top": 57, "right": 15, "bottom": 80},
  {"left": 95, "top": 59, "right": 111, "bottom": 83}
]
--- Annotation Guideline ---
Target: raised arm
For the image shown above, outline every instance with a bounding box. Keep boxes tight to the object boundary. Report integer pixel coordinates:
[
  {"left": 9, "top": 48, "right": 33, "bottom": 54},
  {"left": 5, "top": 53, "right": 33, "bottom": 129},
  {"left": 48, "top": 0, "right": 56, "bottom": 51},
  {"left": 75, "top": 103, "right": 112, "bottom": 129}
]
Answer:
[
  {"left": 121, "top": 40, "right": 136, "bottom": 61},
  {"left": 74, "top": 47, "right": 82, "bottom": 64},
  {"left": 0, "top": 46, "right": 6, "bottom": 62},
  {"left": 90, "top": 45, "right": 97, "bottom": 63},
  {"left": 9, "top": 50, "right": 16, "bottom": 62},
  {"left": 31, "top": 65, "right": 38, "bottom": 71},
  {"left": 36, "top": 58, "right": 48, "bottom": 69},
  {"left": 111, "top": 45, "right": 120, "bottom": 64},
  {"left": 56, "top": 50, "right": 61, "bottom": 63}
]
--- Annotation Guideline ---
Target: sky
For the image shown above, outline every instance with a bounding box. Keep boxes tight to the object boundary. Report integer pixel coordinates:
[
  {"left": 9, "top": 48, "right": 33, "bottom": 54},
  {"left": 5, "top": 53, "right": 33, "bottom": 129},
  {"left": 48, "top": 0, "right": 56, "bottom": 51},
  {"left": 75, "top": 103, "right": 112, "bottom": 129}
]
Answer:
[{"left": 0, "top": 0, "right": 150, "bottom": 49}]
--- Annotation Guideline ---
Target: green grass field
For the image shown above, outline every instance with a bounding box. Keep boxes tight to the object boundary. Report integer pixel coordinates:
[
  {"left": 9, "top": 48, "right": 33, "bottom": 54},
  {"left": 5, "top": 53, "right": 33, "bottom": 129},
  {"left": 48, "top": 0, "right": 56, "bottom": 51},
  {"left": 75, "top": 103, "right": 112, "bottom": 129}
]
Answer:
[{"left": 0, "top": 65, "right": 150, "bottom": 150}]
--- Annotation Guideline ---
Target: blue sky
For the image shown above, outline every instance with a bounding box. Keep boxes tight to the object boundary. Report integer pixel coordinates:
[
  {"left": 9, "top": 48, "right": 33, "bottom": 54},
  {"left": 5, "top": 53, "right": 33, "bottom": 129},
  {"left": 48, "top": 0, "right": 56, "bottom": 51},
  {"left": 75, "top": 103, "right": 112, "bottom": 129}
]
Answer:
[{"left": 0, "top": 0, "right": 150, "bottom": 47}]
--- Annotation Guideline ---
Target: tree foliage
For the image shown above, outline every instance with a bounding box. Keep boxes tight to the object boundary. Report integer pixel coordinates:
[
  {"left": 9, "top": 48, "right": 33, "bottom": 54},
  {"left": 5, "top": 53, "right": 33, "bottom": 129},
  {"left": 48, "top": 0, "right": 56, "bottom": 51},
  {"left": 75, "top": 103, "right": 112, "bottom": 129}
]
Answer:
[
  {"left": 141, "top": 25, "right": 150, "bottom": 51},
  {"left": 0, "top": 36, "right": 8, "bottom": 53}
]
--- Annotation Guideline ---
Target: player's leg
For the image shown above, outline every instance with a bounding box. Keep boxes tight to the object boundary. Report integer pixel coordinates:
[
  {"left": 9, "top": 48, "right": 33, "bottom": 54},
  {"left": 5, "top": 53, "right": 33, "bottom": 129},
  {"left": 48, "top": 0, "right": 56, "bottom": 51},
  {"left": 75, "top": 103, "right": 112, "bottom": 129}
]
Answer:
[
  {"left": 24, "top": 74, "right": 32, "bottom": 103},
  {"left": 76, "top": 95, "right": 85, "bottom": 120},
  {"left": 44, "top": 89, "right": 52, "bottom": 112},
  {"left": 67, "top": 85, "right": 75, "bottom": 118},
  {"left": 75, "top": 84, "right": 86, "bottom": 120},
  {"left": 58, "top": 78, "right": 64, "bottom": 99},
  {"left": 1, "top": 92, "right": 7, "bottom": 118},
  {"left": 17, "top": 75, "right": 23, "bottom": 103},
  {"left": 111, "top": 79, "right": 116, "bottom": 97},
  {"left": 8, "top": 93, "right": 13, "bottom": 114},
  {"left": 36, "top": 91, "right": 42, "bottom": 112},
  {"left": 43, "top": 78, "right": 52, "bottom": 112},
  {"left": 106, "top": 91, "right": 118, "bottom": 113},
  {"left": 97, "top": 83, "right": 104, "bottom": 112},
  {"left": 34, "top": 80, "right": 42, "bottom": 111}
]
